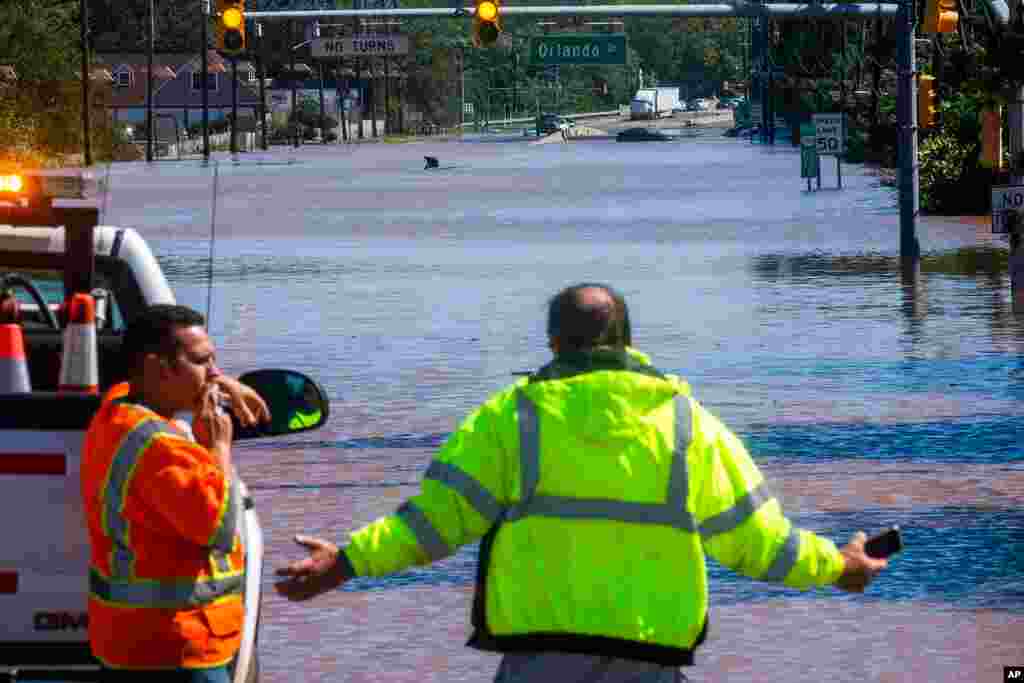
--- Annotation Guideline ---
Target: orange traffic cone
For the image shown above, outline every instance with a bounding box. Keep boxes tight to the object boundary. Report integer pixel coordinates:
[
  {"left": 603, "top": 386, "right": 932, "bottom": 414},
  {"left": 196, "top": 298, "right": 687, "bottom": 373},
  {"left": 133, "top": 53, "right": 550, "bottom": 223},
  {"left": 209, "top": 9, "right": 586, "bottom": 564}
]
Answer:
[
  {"left": 58, "top": 293, "right": 98, "bottom": 395},
  {"left": 0, "top": 323, "right": 31, "bottom": 393}
]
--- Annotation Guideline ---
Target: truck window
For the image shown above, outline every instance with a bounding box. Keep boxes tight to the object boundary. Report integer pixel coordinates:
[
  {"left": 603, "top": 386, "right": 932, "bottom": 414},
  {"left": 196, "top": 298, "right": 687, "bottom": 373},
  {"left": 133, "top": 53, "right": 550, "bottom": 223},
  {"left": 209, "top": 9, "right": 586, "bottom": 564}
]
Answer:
[{"left": 1, "top": 268, "right": 125, "bottom": 332}]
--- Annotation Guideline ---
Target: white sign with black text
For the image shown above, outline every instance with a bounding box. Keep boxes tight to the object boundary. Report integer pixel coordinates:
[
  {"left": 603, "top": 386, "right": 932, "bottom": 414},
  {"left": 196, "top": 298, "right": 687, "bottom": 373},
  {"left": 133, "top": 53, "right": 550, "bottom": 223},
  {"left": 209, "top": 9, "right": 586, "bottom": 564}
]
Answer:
[
  {"left": 992, "top": 185, "right": 1024, "bottom": 235},
  {"left": 311, "top": 35, "right": 409, "bottom": 58},
  {"left": 813, "top": 113, "right": 845, "bottom": 155}
]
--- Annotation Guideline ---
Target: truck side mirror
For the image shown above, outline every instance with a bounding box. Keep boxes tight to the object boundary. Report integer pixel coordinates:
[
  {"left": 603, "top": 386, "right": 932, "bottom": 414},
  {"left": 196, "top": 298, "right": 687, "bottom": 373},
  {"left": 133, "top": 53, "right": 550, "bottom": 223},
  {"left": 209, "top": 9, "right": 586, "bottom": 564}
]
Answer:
[{"left": 233, "top": 369, "right": 329, "bottom": 440}]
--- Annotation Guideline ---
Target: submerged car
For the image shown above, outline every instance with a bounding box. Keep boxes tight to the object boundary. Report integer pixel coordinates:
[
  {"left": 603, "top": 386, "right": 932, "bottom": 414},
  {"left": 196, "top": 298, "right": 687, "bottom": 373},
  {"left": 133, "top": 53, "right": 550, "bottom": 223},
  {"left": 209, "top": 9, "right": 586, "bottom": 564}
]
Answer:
[
  {"left": 616, "top": 127, "right": 673, "bottom": 142},
  {"left": 536, "top": 114, "right": 575, "bottom": 135}
]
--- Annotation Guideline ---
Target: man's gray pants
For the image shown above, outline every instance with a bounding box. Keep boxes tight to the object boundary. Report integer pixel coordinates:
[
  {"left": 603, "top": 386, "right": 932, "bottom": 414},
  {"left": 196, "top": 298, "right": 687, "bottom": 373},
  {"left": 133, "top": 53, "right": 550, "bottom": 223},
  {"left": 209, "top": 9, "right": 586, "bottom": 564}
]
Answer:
[{"left": 494, "top": 652, "right": 686, "bottom": 683}]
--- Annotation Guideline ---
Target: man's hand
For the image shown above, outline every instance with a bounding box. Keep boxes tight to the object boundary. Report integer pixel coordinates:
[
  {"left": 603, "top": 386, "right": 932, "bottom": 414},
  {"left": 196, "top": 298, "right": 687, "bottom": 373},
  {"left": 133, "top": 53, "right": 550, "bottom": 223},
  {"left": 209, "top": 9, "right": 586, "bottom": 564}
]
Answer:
[
  {"left": 275, "top": 535, "right": 350, "bottom": 602},
  {"left": 214, "top": 376, "right": 271, "bottom": 428},
  {"left": 193, "top": 382, "right": 233, "bottom": 455},
  {"left": 835, "top": 531, "right": 889, "bottom": 593}
]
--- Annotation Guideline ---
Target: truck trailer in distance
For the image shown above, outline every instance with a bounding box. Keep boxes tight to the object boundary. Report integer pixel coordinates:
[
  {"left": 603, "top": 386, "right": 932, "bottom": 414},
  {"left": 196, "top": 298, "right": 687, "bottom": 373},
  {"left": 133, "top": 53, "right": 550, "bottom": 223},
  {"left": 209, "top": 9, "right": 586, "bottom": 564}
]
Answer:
[{"left": 630, "top": 87, "right": 680, "bottom": 120}]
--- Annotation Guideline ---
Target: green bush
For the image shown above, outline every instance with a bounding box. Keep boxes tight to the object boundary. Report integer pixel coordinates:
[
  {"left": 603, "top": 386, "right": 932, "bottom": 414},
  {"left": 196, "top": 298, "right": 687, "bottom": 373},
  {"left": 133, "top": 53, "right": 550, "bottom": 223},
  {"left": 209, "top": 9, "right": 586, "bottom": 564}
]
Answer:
[
  {"left": 919, "top": 131, "right": 987, "bottom": 214},
  {"left": 843, "top": 128, "right": 868, "bottom": 164}
]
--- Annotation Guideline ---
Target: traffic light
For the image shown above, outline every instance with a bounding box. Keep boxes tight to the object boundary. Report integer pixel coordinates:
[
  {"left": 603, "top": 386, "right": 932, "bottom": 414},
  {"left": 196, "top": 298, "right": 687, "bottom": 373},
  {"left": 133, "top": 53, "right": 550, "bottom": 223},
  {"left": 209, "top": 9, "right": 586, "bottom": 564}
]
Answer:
[
  {"left": 918, "top": 74, "right": 937, "bottom": 128},
  {"left": 923, "top": 0, "right": 958, "bottom": 34},
  {"left": 216, "top": 0, "right": 246, "bottom": 56},
  {"left": 473, "top": 0, "right": 501, "bottom": 48}
]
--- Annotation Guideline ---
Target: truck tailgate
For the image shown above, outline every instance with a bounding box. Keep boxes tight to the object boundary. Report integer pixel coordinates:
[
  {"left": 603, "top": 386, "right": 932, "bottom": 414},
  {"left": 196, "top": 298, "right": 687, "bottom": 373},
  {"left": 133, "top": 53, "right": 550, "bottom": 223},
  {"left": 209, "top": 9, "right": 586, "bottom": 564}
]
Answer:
[{"left": 0, "top": 394, "right": 100, "bottom": 668}]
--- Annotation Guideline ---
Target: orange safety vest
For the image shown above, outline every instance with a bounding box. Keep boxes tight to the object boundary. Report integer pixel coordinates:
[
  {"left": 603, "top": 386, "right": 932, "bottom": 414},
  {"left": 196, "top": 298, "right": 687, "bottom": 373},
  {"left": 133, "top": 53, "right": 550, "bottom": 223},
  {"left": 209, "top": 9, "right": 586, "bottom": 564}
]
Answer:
[{"left": 81, "top": 382, "right": 245, "bottom": 669}]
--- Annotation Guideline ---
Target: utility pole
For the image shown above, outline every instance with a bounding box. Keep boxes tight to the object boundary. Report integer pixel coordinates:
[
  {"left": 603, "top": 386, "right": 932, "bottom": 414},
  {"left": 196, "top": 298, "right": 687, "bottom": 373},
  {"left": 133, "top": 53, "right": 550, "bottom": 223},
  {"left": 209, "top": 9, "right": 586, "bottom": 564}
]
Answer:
[
  {"left": 384, "top": 57, "right": 390, "bottom": 135},
  {"left": 80, "top": 0, "right": 92, "bottom": 166},
  {"left": 319, "top": 62, "right": 327, "bottom": 143},
  {"left": 146, "top": 0, "right": 155, "bottom": 163},
  {"left": 309, "top": 20, "right": 325, "bottom": 144},
  {"left": 370, "top": 66, "right": 378, "bottom": 137},
  {"left": 512, "top": 51, "right": 518, "bottom": 117},
  {"left": 290, "top": 20, "right": 299, "bottom": 148},
  {"left": 201, "top": 0, "right": 210, "bottom": 161},
  {"left": 256, "top": 21, "right": 268, "bottom": 150},
  {"left": 340, "top": 57, "right": 349, "bottom": 142},
  {"left": 356, "top": 57, "right": 364, "bottom": 139}
]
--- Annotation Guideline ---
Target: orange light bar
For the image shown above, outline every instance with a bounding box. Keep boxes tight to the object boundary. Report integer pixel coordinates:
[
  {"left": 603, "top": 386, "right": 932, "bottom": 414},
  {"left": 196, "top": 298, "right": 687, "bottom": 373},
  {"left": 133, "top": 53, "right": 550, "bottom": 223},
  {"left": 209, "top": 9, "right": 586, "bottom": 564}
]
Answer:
[{"left": 0, "top": 174, "right": 24, "bottom": 194}]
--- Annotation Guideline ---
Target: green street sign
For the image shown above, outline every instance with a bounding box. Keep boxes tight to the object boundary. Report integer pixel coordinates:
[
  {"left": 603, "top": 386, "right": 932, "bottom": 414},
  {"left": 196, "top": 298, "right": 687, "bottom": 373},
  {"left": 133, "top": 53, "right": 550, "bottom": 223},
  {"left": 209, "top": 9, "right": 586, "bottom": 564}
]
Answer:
[{"left": 529, "top": 34, "right": 627, "bottom": 66}]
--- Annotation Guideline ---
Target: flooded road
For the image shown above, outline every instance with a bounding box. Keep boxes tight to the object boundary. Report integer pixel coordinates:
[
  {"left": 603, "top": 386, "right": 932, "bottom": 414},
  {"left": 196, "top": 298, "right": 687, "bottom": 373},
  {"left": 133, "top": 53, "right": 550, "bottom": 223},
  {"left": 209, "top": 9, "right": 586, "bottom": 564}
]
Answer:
[{"left": 102, "top": 134, "right": 1023, "bottom": 682}]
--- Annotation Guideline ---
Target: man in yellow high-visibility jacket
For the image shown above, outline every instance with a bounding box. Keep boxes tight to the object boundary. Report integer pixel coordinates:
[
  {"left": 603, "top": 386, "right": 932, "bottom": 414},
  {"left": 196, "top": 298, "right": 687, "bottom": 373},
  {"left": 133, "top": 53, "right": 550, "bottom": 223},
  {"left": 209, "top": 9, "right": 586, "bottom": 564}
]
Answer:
[{"left": 276, "top": 283, "right": 888, "bottom": 682}]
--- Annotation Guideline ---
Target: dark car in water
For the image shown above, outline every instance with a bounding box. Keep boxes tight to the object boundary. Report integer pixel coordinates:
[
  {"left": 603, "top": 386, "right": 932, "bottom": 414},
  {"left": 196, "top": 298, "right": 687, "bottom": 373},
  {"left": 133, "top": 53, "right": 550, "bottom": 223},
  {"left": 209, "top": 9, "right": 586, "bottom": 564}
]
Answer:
[
  {"left": 616, "top": 127, "right": 672, "bottom": 142},
  {"left": 536, "top": 113, "right": 574, "bottom": 136}
]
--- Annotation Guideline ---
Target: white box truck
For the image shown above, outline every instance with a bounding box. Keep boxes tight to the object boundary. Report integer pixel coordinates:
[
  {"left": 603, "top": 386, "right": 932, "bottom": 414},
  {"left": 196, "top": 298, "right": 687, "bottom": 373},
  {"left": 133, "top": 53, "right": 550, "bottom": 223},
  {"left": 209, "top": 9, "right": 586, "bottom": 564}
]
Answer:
[{"left": 630, "top": 87, "right": 680, "bottom": 120}]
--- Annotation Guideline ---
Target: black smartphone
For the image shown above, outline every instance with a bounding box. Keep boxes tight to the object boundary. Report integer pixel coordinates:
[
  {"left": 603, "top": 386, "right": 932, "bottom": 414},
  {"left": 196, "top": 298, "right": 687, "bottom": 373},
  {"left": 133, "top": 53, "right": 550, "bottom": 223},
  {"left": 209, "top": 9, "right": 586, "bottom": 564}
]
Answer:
[{"left": 864, "top": 526, "right": 903, "bottom": 559}]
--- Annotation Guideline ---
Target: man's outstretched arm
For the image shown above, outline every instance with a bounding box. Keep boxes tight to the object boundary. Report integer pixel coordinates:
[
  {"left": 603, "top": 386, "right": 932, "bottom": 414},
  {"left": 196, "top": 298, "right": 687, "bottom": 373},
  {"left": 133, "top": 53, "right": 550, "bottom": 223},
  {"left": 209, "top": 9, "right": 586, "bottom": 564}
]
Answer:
[
  {"left": 689, "top": 400, "right": 887, "bottom": 592},
  {"left": 275, "top": 387, "right": 518, "bottom": 601}
]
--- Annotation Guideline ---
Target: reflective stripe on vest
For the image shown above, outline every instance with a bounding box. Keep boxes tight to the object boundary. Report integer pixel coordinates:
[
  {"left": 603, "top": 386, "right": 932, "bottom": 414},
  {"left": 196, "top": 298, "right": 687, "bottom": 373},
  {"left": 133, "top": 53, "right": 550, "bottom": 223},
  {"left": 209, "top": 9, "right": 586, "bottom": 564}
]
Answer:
[
  {"left": 396, "top": 501, "right": 451, "bottom": 562},
  {"left": 90, "top": 568, "right": 244, "bottom": 609},
  {"left": 209, "top": 474, "right": 241, "bottom": 553},
  {"left": 94, "top": 416, "right": 243, "bottom": 608}
]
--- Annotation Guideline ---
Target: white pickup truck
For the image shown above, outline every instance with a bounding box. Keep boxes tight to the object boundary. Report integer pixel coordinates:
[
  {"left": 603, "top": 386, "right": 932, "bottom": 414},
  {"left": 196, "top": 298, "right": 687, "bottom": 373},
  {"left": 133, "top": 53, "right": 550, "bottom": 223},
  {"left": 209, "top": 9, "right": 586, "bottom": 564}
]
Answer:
[{"left": 0, "top": 171, "right": 328, "bottom": 683}]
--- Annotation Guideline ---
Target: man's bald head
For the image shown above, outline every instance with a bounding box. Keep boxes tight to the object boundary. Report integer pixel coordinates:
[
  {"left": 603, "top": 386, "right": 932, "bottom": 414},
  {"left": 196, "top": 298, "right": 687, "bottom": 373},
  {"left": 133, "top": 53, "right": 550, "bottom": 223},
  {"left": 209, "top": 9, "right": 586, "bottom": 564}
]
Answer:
[{"left": 547, "top": 283, "right": 631, "bottom": 353}]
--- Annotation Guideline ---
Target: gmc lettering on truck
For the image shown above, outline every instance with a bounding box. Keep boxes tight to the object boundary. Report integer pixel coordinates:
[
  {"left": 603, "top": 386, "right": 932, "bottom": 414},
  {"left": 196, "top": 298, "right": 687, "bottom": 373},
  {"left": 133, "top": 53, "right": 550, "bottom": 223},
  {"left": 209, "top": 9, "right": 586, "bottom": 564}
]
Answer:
[{"left": 33, "top": 611, "right": 89, "bottom": 631}]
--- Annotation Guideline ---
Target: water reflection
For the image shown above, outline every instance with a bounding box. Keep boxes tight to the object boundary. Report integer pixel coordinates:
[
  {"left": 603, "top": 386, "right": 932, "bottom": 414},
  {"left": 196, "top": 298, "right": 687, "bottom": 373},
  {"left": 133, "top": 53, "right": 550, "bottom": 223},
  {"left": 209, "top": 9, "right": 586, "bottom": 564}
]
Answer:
[
  {"left": 749, "top": 247, "right": 1024, "bottom": 354},
  {"left": 748, "top": 247, "right": 1010, "bottom": 280}
]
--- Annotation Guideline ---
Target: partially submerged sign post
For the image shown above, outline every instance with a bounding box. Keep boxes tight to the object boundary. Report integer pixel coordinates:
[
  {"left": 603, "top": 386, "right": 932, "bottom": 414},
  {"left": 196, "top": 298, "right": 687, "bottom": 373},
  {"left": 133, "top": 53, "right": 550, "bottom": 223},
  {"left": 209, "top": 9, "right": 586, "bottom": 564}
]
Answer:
[
  {"left": 992, "top": 185, "right": 1024, "bottom": 313},
  {"left": 813, "top": 113, "right": 845, "bottom": 189},
  {"left": 991, "top": 185, "right": 1024, "bottom": 235},
  {"left": 799, "top": 123, "right": 820, "bottom": 190}
]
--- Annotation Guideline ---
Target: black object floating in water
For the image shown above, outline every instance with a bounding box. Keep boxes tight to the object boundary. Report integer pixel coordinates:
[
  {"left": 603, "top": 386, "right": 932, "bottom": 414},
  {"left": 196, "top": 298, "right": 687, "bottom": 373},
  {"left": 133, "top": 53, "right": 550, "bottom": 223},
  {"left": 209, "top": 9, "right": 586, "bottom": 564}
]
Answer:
[{"left": 424, "top": 156, "right": 439, "bottom": 170}]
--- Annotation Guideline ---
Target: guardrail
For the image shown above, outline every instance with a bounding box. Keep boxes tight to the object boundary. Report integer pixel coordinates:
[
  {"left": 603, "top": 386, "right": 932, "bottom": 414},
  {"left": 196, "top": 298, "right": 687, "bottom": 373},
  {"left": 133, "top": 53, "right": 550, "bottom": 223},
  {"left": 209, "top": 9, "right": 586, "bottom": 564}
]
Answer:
[
  {"left": 464, "top": 107, "right": 733, "bottom": 130},
  {"left": 461, "top": 109, "right": 625, "bottom": 129}
]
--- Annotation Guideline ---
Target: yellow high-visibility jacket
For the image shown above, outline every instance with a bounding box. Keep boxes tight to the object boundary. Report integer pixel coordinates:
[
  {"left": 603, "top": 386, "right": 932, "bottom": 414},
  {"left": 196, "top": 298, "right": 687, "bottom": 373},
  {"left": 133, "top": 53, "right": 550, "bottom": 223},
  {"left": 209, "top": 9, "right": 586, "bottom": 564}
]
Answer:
[{"left": 342, "top": 347, "right": 845, "bottom": 665}]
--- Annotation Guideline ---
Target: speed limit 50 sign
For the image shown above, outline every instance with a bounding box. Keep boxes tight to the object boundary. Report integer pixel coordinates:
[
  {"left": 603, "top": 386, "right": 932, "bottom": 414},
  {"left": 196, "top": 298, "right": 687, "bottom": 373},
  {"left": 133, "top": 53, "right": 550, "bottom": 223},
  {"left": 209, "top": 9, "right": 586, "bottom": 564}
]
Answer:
[{"left": 813, "top": 113, "right": 845, "bottom": 155}]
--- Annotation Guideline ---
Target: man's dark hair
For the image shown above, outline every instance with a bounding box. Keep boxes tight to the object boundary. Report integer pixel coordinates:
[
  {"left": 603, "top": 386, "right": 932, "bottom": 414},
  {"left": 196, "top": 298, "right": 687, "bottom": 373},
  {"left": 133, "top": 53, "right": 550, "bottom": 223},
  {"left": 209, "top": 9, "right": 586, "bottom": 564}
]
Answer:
[
  {"left": 547, "top": 283, "right": 632, "bottom": 353},
  {"left": 122, "top": 304, "right": 206, "bottom": 371}
]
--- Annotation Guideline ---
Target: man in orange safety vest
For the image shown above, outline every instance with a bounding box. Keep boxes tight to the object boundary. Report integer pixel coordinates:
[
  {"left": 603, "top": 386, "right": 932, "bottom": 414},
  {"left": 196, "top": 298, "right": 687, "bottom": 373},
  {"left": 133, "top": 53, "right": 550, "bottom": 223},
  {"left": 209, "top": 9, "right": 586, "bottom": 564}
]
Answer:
[{"left": 81, "top": 304, "right": 269, "bottom": 682}]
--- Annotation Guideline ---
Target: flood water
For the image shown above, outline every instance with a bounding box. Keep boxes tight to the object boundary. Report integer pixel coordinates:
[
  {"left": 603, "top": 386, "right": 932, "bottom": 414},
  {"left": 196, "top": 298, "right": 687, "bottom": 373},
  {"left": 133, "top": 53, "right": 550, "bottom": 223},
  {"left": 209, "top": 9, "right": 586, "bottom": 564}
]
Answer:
[{"left": 102, "top": 133, "right": 1023, "bottom": 682}]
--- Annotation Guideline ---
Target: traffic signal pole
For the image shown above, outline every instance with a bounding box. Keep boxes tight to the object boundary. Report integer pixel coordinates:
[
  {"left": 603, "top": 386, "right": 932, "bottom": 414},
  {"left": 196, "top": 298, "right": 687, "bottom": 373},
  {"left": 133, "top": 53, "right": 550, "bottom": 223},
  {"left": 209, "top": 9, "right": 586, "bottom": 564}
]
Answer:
[
  {"left": 80, "top": 0, "right": 92, "bottom": 167},
  {"left": 896, "top": 0, "right": 920, "bottom": 276}
]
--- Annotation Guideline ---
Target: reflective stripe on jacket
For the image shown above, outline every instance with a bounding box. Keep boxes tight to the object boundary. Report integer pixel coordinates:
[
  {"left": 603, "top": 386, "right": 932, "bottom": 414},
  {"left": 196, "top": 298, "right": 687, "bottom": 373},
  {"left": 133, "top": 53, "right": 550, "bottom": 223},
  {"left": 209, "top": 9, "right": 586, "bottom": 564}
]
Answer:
[
  {"left": 81, "top": 382, "right": 245, "bottom": 669},
  {"left": 342, "top": 348, "right": 845, "bottom": 664}
]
